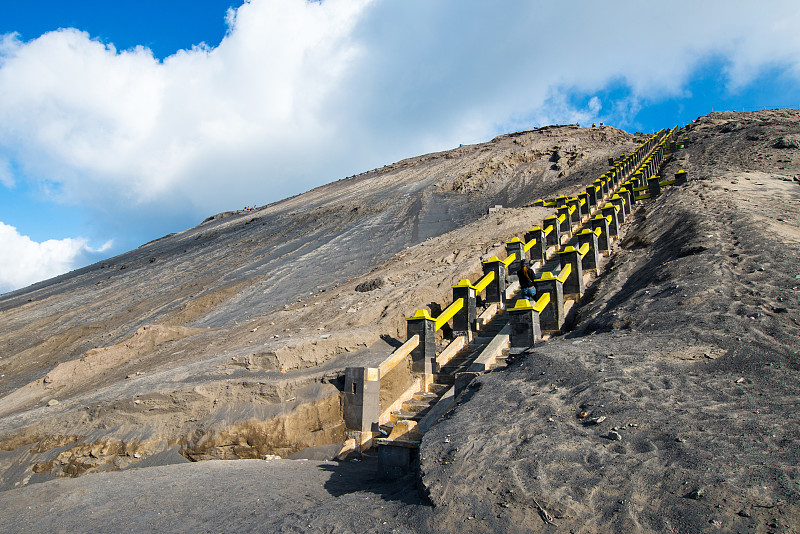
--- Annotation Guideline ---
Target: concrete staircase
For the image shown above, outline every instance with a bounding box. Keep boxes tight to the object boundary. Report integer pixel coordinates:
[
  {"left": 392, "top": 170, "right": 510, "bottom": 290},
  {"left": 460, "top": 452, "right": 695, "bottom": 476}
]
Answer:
[{"left": 378, "top": 310, "right": 510, "bottom": 440}]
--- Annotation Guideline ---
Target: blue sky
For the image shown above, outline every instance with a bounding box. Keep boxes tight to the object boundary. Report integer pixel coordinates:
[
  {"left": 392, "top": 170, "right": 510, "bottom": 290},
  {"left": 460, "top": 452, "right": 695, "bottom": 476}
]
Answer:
[{"left": 1, "top": 0, "right": 800, "bottom": 293}]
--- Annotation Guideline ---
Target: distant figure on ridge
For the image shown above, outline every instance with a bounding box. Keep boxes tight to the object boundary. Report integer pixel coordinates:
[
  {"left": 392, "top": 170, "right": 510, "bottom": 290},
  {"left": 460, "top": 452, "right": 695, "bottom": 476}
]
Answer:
[{"left": 517, "top": 259, "right": 537, "bottom": 302}]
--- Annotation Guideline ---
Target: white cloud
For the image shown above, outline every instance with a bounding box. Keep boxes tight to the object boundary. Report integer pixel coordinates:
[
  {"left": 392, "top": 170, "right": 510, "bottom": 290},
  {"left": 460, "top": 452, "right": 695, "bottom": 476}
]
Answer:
[
  {"left": 0, "top": 157, "right": 13, "bottom": 187},
  {"left": 0, "top": 222, "right": 110, "bottom": 293},
  {"left": 0, "top": 0, "right": 799, "bottom": 250}
]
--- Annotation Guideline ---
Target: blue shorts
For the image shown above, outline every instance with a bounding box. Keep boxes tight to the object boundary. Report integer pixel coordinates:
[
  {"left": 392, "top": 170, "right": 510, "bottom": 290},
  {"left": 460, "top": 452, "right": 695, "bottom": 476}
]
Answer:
[{"left": 519, "top": 287, "right": 537, "bottom": 300}]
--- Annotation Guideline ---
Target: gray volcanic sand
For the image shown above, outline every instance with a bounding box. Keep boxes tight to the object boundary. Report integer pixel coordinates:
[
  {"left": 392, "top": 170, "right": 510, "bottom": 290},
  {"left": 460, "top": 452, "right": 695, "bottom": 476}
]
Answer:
[
  {"left": 1, "top": 110, "right": 800, "bottom": 533},
  {"left": 0, "top": 457, "right": 430, "bottom": 533},
  {"left": 421, "top": 110, "right": 800, "bottom": 533}
]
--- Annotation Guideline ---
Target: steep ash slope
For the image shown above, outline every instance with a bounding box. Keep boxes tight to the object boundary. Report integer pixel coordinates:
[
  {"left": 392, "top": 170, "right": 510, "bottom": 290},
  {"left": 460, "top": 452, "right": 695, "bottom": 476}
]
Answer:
[
  {"left": 420, "top": 109, "right": 800, "bottom": 533},
  {"left": 0, "top": 125, "right": 635, "bottom": 485}
]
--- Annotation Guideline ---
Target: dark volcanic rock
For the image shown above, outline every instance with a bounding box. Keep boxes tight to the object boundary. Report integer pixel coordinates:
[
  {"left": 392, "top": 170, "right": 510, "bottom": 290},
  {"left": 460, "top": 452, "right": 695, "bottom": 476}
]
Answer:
[{"left": 355, "top": 278, "right": 384, "bottom": 292}]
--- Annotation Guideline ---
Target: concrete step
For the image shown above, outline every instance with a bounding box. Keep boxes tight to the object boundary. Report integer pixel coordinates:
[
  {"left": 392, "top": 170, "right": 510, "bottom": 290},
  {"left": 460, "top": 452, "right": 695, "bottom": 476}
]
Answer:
[
  {"left": 438, "top": 362, "right": 472, "bottom": 375},
  {"left": 412, "top": 392, "right": 439, "bottom": 401},
  {"left": 434, "top": 373, "right": 456, "bottom": 385},
  {"left": 401, "top": 397, "right": 438, "bottom": 413},
  {"left": 428, "top": 383, "right": 450, "bottom": 395},
  {"left": 440, "top": 354, "right": 472, "bottom": 365},
  {"left": 390, "top": 408, "right": 427, "bottom": 423}
]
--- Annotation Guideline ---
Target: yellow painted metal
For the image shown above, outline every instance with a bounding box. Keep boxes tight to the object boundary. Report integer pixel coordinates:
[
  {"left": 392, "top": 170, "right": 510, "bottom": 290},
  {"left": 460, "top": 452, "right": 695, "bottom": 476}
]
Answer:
[
  {"left": 502, "top": 254, "right": 516, "bottom": 267},
  {"left": 435, "top": 298, "right": 464, "bottom": 331},
  {"left": 635, "top": 194, "right": 652, "bottom": 201},
  {"left": 483, "top": 255, "right": 501, "bottom": 263},
  {"left": 561, "top": 245, "right": 577, "bottom": 253},
  {"left": 634, "top": 186, "right": 648, "bottom": 192},
  {"left": 535, "top": 264, "right": 570, "bottom": 284},
  {"left": 529, "top": 225, "right": 542, "bottom": 232},
  {"left": 543, "top": 201, "right": 557, "bottom": 207},
  {"left": 507, "top": 237, "right": 523, "bottom": 244},
  {"left": 579, "top": 197, "right": 586, "bottom": 206},
  {"left": 524, "top": 238, "right": 537, "bottom": 252},
  {"left": 533, "top": 293, "right": 550, "bottom": 313},
  {"left": 474, "top": 270, "right": 495, "bottom": 293},
  {"left": 568, "top": 205, "right": 576, "bottom": 215},
  {"left": 594, "top": 227, "right": 602, "bottom": 237},
  {"left": 543, "top": 224, "right": 553, "bottom": 236},
  {"left": 659, "top": 179, "right": 676, "bottom": 186},
  {"left": 557, "top": 264, "right": 571, "bottom": 283},
  {"left": 512, "top": 299, "right": 535, "bottom": 311},
  {"left": 578, "top": 242, "right": 590, "bottom": 258},
  {"left": 534, "top": 199, "right": 545, "bottom": 205},
  {"left": 557, "top": 214, "right": 566, "bottom": 223},
  {"left": 451, "top": 278, "right": 476, "bottom": 290},
  {"left": 406, "top": 309, "right": 434, "bottom": 321}
]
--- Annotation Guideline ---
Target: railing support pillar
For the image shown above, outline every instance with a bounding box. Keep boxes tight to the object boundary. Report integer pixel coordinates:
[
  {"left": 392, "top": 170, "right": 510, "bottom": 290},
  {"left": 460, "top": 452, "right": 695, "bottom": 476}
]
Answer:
[
  {"left": 609, "top": 195, "right": 626, "bottom": 224},
  {"left": 559, "top": 248, "right": 584, "bottom": 298},
  {"left": 508, "top": 300, "right": 541, "bottom": 352},
  {"left": 505, "top": 238, "right": 525, "bottom": 281},
  {"left": 601, "top": 205, "right": 620, "bottom": 238},
  {"left": 406, "top": 314, "right": 435, "bottom": 383},
  {"left": 533, "top": 277, "right": 565, "bottom": 332},
  {"left": 451, "top": 282, "right": 476, "bottom": 337},
  {"left": 577, "top": 230, "right": 601, "bottom": 274},
  {"left": 343, "top": 366, "right": 380, "bottom": 439},
  {"left": 591, "top": 216, "right": 611, "bottom": 254},
  {"left": 481, "top": 258, "right": 507, "bottom": 308},
  {"left": 543, "top": 215, "right": 561, "bottom": 248},
  {"left": 525, "top": 227, "right": 546, "bottom": 265}
]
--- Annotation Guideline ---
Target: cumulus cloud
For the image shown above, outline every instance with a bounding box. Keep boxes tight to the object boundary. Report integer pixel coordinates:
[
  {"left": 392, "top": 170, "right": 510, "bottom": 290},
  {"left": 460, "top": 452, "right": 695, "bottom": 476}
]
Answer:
[
  {"left": 0, "top": 222, "right": 112, "bottom": 293},
  {"left": 0, "top": 0, "right": 799, "bottom": 252}
]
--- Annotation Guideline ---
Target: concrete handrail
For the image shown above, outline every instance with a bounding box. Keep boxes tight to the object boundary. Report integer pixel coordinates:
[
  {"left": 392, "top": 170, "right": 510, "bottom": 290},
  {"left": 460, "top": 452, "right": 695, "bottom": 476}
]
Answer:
[
  {"left": 523, "top": 237, "right": 537, "bottom": 252},
  {"left": 435, "top": 298, "right": 464, "bottom": 331},
  {"left": 378, "top": 334, "right": 420, "bottom": 376},
  {"left": 557, "top": 263, "right": 571, "bottom": 284},
  {"left": 532, "top": 292, "right": 550, "bottom": 313},
  {"left": 473, "top": 270, "right": 495, "bottom": 293}
]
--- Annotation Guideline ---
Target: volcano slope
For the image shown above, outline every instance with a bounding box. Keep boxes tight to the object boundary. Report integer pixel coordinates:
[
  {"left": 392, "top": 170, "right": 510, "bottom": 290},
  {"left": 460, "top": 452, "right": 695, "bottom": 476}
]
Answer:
[
  {"left": 419, "top": 109, "right": 800, "bottom": 533},
  {"left": 1, "top": 110, "right": 799, "bottom": 533},
  {"left": 0, "top": 124, "right": 636, "bottom": 487}
]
